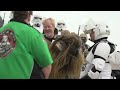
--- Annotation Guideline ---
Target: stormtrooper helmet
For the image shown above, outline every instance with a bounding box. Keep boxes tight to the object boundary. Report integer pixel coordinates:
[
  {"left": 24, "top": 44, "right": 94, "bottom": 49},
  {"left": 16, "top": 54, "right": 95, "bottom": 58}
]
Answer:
[
  {"left": 57, "top": 20, "right": 66, "bottom": 31},
  {"left": 83, "top": 19, "right": 110, "bottom": 40},
  {"left": 32, "top": 14, "right": 43, "bottom": 27}
]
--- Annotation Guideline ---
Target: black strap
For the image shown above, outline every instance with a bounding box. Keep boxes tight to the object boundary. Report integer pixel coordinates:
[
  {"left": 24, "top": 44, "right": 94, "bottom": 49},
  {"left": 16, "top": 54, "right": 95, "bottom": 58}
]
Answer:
[
  {"left": 92, "top": 43, "right": 99, "bottom": 54},
  {"left": 108, "top": 42, "right": 115, "bottom": 54},
  {"left": 81, "top": 74, "right": 91, "bottom": 79},
  {"left": 94, "top": 55, "right": 106, "bottom": 61}
]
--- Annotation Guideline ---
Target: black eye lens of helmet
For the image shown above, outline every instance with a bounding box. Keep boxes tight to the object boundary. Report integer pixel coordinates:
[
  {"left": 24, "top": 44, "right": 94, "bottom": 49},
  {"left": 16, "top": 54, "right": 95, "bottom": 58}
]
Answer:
[
  {"left": 34, "top": 17, "right": 42, "bottom": 20},
  {"left": 58, "top": 23, "right": 65, "bottom": 25}
]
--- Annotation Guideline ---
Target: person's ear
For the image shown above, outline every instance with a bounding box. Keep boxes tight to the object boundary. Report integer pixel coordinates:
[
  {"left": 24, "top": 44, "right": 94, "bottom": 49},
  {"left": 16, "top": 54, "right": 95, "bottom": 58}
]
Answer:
[{"left": 28, "top": 14, "right": 32, "bottom": 23}]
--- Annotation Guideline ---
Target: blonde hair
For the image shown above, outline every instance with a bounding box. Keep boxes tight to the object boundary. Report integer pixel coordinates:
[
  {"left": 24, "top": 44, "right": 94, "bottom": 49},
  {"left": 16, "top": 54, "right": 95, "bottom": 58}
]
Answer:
[{"left": 42, "top": 18, "right": 55, "bottom": 28}]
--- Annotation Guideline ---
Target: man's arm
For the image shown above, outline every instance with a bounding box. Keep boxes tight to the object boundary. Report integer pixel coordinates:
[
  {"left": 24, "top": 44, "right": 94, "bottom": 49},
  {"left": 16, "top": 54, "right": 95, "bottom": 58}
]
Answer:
[
  {"left": 42, "top": 64, "right": 52, "bottom": 79},
  {"left": 30, "top": 32, "right": 53, "bottom": 79}
]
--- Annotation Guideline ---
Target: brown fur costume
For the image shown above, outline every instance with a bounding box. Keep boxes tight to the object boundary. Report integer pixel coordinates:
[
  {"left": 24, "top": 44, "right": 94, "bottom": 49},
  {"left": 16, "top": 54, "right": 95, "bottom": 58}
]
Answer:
[
  {"left": 49, "top": 32, "right": 84, "bottom": 79},
  {"left": 61, "top": 30, "right": 70, "bottom": 36}
]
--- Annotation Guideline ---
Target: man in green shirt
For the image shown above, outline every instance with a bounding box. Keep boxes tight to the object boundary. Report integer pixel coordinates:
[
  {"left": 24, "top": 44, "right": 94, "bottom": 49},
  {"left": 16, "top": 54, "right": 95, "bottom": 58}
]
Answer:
[{"left": 0, "top": 11, "right": 53, "bottom": 79}]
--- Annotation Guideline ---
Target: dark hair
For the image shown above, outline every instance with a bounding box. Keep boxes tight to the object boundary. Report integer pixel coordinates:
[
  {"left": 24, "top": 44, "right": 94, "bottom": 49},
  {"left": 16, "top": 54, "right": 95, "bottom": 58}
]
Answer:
[{"left": 12, "top": 11, "right": 33, "bottom": 21}]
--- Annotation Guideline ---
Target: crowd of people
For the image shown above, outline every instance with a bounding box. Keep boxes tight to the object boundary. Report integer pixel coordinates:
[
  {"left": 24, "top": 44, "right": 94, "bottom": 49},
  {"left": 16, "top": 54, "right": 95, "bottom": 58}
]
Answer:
[{"left": 0, "top": 11, "right": 120, "bottom": 79}]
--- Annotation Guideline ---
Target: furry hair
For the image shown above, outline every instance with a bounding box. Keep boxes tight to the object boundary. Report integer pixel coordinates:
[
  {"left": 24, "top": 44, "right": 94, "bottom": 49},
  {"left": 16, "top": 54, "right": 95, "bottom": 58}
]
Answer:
[
  {"left": 61, "top": 30, "right": 70, "bottom": 36},
  {"left": 49, "top": 32, "right": 84, "bottom": 79}
]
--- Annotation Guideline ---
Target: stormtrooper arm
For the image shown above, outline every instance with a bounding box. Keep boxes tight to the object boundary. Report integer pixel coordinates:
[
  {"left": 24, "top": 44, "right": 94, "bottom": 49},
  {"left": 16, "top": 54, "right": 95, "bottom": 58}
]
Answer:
[
  {"left": 81, "top": 58, "right": 105, "bottom": 79},
  {"left": 81, "top": 42, "right": 111, "bottom": 79}
]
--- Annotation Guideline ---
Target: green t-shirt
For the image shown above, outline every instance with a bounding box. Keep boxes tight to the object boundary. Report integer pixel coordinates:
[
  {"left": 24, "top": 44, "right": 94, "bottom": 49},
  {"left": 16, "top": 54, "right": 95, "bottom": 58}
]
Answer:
[{"left": 0, "top": 21, "right": 53, "bottom": 79}]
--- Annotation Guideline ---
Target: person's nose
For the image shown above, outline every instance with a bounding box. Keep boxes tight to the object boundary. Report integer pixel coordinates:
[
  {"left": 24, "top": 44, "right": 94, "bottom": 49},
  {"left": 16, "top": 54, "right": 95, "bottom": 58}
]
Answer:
[{"left": 45, "top": 27, "right": 49, "bottom": 31}]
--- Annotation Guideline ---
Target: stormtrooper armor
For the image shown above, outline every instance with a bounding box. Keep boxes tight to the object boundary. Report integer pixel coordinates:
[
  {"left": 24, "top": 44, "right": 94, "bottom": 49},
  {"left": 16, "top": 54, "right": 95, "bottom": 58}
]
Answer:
[
  {"left": 81, "top": 19, "right": 112, "bottom": 79},
  {"left": 32, "top": 15, "right": 43, "bottom": 33}
]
